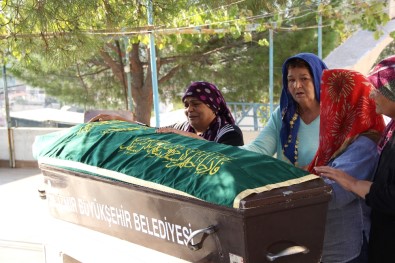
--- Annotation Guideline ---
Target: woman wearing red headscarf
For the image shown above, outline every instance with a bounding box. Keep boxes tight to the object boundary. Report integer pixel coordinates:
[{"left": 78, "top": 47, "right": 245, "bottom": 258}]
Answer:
[
  {"left": 310, "top": 69, "right": 385, "bottom": 263},
  {"left": 316, "top": 56, "right": 395, "bottom": 262}
]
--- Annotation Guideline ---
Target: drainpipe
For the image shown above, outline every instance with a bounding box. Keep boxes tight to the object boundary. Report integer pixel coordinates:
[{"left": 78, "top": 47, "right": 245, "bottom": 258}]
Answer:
[
  {"left": 123, "top": 37, "right": 133, "bottom": 113},
  {"left": 317, "top": 0, "right": 322, "bottom": 59},
  {"left": 147, "top": 0, "right": 160, "bottom": 127},
  {"left": 2, "top": 64, "right": 15, "bottom": 168},
  {"left": 269, "top": 22, "right": 276, "bottom": 115}
]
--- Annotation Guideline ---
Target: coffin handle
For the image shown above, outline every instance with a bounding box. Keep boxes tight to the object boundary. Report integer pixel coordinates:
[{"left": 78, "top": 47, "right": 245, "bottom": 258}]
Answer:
[
  {"left": 186, "top": 225, "right": 216, "bottom": 251},
  {"left": 266, "top": 245, "right": 309, "bottom": 261}
]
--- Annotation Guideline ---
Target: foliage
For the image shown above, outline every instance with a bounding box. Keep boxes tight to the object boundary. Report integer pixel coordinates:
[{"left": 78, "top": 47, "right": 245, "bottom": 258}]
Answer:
[
  {"left": 157, "top": 0, "right": 364, "bottom": 104},
  {"left": 0, "top": 0, "right": 391, "bottom": 123},
  {"left": 376, "top": 38, "right": 395, "bottom": 62}
]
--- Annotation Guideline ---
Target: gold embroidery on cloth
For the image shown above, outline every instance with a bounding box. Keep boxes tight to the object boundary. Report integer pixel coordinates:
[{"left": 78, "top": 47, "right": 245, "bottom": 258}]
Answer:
[{"left": 119, "top": 137, "right": 233, "bottom": 175}]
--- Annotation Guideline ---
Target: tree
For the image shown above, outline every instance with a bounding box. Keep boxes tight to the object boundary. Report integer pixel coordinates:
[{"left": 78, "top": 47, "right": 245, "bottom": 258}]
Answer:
[
  {"left": 158, "top": 0, "right": 390, "bottom": 103},
  {"left": 0, "top": 0, "right": 390, "bottom": 124},
  {"left": 1, "top": 0, "right": 193, "bottom": 124}
]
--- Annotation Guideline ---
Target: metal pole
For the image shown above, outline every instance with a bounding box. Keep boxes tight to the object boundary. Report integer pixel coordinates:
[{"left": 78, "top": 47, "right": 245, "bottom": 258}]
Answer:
[
  {"left": 253, "top": 104, "right": 258, "bottom": 131},
  {"left": 147, "top": 0, "right": 160, "bottom": 127},
  {"left": 2, "top": 64, "right": 15, "bottom": 168},
  {"left": 317, "top": 0, "right": 322, "bottom": 59},
  {"left": 123, "top": 37, "right": 133, "bottom": 112},
  {"left": 269, "top": 23, "right": 275, "bottom": 115}
]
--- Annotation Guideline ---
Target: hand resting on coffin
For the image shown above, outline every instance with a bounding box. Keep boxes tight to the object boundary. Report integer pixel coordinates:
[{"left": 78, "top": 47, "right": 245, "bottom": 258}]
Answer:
[
  {"left": 88, "top": 113, "right": 135, "bottom": 123},
  {"left": 86, "top": 81, "right": 244, "bottom": 146},
  {"left": 155, "top": 127, "right": 204, "bottom": 140}
]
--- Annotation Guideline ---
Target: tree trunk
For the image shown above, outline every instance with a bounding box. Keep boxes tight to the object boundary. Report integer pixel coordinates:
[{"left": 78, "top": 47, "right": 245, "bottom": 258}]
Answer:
[
  {"left": 130, "top": 43, "right": 152, "bottom": 125},
  {"left": 101, "top": 42, "right": 153, "bottom": 125}
]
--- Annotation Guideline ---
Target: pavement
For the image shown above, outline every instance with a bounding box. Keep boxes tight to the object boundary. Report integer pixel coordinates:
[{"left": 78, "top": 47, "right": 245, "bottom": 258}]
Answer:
[{"left": 0, "top": 167, "right": 48, "bottom": 263}]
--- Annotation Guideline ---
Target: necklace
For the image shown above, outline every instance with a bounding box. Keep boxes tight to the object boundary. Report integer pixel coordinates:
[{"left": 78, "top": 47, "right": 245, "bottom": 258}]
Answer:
[{"left": 283, "top": 112, "right": 300, "bottom": 166}]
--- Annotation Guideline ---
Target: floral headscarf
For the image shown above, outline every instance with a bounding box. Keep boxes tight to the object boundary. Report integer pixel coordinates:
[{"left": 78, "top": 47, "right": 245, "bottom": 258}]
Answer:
[
  {"left": 280, "top": 53, "right": 328, "bottom": 165},
  {"left": 307, "top": 69, "right": 386, "bottom": 172},
  {"left": 368, "top": 55, "right": 395, "bottom": 102},
  {"left": 368, "top": 55, "right": 395, "bottom": 153},
  {"left": 182, "top": 81, "right": 235, "bottom": 141}
]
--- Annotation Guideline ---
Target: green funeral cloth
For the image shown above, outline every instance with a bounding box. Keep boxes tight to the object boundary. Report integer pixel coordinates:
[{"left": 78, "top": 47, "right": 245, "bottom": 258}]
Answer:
[{"left": 33, "top": 121, "right": 318, "bottom": 208}]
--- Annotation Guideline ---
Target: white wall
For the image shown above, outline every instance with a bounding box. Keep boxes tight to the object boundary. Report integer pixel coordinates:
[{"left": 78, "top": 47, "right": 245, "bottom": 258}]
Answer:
[{"left": 0, "top": 128, "right": 62, "bottom": 166}]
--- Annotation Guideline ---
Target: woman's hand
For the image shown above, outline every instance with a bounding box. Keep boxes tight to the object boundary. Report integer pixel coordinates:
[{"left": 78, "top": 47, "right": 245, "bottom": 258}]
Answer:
[
  {"left": 314, "top": 166, "right": 372, "bottom": 199},
  {"left": 88, "top": 114, "right": 130, "bottom": 123},
  {"left": 156, "top": 128, "right": 204, "bottom": 140},
  {"left": 314, "top": 166, "right": 356, "bottom": 191}
]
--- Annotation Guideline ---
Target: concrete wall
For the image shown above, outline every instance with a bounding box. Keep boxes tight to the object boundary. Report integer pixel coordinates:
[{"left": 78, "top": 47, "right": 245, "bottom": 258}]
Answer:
[
  {"left": 0, "top": 128, "right": 62, "bottom": 168},
  {"left": 0, "top": 127, "right": 260, "bottom": 168}
]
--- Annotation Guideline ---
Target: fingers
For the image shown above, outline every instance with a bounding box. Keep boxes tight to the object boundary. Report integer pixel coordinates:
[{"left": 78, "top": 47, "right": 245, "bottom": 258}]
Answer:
[
  {"left": 314, "top": 166, "right": 332, "bottom": 177},
  {"left": 87, "top": 115, "right": 102, "bottom": 122},
  {"left": 156, "top": 128, "right": 175, "bottom": 134},
  {"left": 88, "top": 114, "right": 112, "bottom": 122},
  {"left": 314, "top": 166, "right": 331, "bottom": 174},
  {"left": 314, "top": 166, "right": 342, "bottom": 182}
]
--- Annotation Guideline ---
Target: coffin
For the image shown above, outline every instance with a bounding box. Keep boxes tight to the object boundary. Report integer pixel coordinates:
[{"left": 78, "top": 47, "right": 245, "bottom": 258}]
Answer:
[{"left": 34, "top": 121, "right": 332, "bottom": 263}]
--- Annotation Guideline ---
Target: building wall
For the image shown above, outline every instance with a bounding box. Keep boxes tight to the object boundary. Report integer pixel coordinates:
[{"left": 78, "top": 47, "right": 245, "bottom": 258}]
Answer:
[{"left": 0, "top": 128, "right": 62, "bottom": 168}]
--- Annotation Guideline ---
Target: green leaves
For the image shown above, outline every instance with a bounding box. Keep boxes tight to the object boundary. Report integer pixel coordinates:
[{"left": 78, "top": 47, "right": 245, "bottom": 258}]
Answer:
[
  {"left": 0, "top": 0, "right": 391, "bottom": 118},
  {"left": 258, "top": 38, "right": 269, "bottom": 46},
  {"left": 320, "top": 0, "right": 390, "bottom": 40}
]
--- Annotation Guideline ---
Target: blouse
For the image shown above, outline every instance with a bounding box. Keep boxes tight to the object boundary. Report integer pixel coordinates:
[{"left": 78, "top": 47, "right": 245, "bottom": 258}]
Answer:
[{"left": 240, "top": 106, "right": 319, "bottom": 167}]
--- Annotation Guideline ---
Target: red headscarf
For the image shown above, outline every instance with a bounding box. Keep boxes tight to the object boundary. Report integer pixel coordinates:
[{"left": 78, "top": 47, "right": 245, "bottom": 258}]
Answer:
[{"left": 308, "top": 69, "right": 385, "bottom": 173}]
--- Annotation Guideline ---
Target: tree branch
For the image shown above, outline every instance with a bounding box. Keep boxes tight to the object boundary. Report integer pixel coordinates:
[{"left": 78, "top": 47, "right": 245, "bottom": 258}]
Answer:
[{"left": 158, "top": 64, "right": 182, "bottom": 84}]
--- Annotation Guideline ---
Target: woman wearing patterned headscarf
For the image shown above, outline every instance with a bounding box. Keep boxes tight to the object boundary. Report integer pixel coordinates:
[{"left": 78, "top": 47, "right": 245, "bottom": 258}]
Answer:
[
  {"left": 90, "top": 81, "right": 243, "bottom": 146},
  {"left": 310, "top": 69, "right": 385, "bottom": 263},
  {"left": 317, "top": 56, "right": 395, "bottom": 263},
  {"left": 241, "top": 53, "right": 327, "bottom": 168},
  {"left": 156, "top": 81, "right": 244, "bottom": 146}
]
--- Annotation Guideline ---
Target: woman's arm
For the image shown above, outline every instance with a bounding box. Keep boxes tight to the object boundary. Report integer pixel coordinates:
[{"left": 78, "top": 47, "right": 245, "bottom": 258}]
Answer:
[
  {"left": 239, "top": 107, "right": 281, "bottom": 154},
  {"left": 155, "top": 127, "right": 205, "bottom": 140}
]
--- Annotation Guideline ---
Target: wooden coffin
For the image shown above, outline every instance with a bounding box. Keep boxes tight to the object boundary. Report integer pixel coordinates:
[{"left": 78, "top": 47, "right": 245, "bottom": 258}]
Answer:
[
  {"left": 39, "top": 163, "right": 331, "bottom": 263},
  {"left": 34, "top": 121, "right": 332, "bottom": 262}
]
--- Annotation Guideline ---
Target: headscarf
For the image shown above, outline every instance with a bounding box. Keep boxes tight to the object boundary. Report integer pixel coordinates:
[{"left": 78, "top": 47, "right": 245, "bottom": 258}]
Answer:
[
  {"left": 182, "top": 81, "right": 235, "bottom": 141},
  {"left": 368, "top": 55, "right": 395, "bottom": 102},
  {"left": 307, "top": 69, "right": 386, "bottom": 172},
  {"left": 280, "top": 53, "right": 328, "bottom": 165},
  {"left": 368, "top": 55, "right": 395, "bottom": 153}
]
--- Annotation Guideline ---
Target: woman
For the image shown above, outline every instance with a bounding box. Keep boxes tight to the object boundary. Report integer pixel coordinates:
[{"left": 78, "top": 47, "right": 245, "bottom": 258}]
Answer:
[
  {"left": 89, "top": 81, "right": 244, "bottom": 146},
  {"left": 240, "top": 53, "right": 327, "bottom": 168},
  {"left": 309, "top": 69, "right": 385, "bottom": 263},
  {"left": 315, "top": 56, "right": 395, "bottom": 262},
  {"left": 156, "top": 81, "right": 243, "bottom": 146}
]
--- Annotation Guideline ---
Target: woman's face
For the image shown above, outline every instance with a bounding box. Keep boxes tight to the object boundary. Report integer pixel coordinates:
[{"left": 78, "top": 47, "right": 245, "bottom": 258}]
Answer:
[
  {"left": 370, "top": 89, "right": 395, "bottom": 118},
  {"left": 183, "top": 97, "right": 216, "bottom": 133},
  {"left": 287, "top": 66, "right": 317, "bottom": 108}
]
